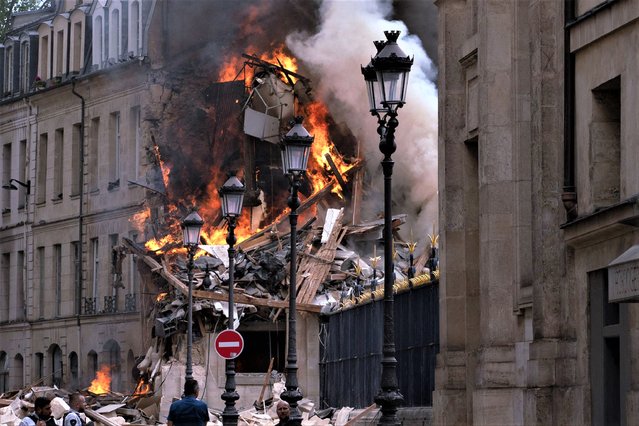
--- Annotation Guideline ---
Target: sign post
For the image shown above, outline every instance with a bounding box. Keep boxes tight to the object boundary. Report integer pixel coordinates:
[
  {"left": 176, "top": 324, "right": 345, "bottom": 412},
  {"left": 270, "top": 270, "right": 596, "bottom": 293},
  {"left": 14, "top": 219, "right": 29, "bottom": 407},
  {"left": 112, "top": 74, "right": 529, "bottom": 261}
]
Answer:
[{"left": 214, "top": 329, "right": 244, "bottom": 360}]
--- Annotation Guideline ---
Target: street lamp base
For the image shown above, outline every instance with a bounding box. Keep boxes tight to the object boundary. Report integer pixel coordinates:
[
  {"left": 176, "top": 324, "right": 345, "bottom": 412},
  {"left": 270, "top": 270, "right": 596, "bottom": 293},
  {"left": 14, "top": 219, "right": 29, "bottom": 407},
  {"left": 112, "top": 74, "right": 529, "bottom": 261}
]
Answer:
[
  {"left": 374, "top": 389, "right": 404, "bottom": 425},
  {"left": 280, "top": 387, "right": 304, "bottom": 425},
  {"left": 221, "top": 389, "right": 240, "bottom": 426}
]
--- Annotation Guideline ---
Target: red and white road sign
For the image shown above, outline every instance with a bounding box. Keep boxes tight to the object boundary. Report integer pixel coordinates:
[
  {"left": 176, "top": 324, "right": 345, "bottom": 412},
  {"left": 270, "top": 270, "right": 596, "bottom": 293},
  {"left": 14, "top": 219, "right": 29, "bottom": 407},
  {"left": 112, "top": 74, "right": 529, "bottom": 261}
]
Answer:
[{"left": 214, "top": 329, "right": 244, "bottom": 360}]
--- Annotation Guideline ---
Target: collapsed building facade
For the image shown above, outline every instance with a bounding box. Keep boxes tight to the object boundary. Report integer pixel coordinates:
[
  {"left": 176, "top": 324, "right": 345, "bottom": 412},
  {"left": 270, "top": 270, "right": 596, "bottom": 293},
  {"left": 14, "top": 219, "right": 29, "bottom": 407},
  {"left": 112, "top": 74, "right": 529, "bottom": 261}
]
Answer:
[{"left": 0, "top": 0, "right": 439, "bottom": 423}]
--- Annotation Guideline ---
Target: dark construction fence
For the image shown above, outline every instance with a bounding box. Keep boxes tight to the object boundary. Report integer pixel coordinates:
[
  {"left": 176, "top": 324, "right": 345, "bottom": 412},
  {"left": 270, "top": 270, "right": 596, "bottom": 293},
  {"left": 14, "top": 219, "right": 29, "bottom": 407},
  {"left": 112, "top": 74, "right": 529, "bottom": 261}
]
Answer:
[{"left": 319, "top": 281, "right": 439, "bottom": 409}]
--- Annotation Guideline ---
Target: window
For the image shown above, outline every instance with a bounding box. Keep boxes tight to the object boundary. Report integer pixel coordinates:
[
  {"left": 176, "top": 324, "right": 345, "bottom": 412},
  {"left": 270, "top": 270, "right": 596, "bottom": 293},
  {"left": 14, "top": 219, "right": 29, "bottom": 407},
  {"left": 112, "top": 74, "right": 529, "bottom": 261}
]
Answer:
[
  {"left": 109, "top": 112, "right": 120, "bottom": 188},
  {"left": 54, "top": 244, "right": 61, "bottom": 317},
  {"left": 15, "top": 251, "right": 24, "bottom": 321},
  {"left": 53, "top": 128, "right": 63, "bottom": 200},
  {"left": 89, "top": 118, "right": 99, "bottom": 191},
  {"left": 91, "top": 237, "right": 99, "bottom": 308},
  {"left": 109, "top": 234, "right": 119, "bottom": 311},
  {"left": 109, "top": 9, "right": 120, "bottom": 61},
  {"left": 72, "top": 242, "right": 80, "bottom": 314},
  {"left": 129, "top": 1, "right": 140, "bottom": 56},
  {"left": 2, "top": 143, "right": 10, "bottom": 211},
  {"left": 6, "top": 45, "right": 13, "bottom": 94},
  {"left": 55, "top": 30, "right": 64, "bottom": 76},
  {"left": 590, "top": 77, "right": 620, "bottom": 209},
  {"left": 71, "top": 124, "right": 81, "bottom": 196},
  {"left": 39, "top": 35, "right": 49, "bottom": 80},
  {"left": 36, "top": 133, "right": 48, "bottom": 204},
  {"left": 130, "top": 106, "right": 141, "bottom": 179},
  {"left": 20, "top": 42, "right": 29, "bottom": 92},
  {"left": 0, "top": 254, "right": 9, "bottom": 322},
  {"left": 18, "top": 139, "right": 26, "bottom": 209},
  {"left": 72, "top": 21, "right": 82, "bottom": 72},
  {"left": 589, "top": 269, "right": 629, "bottom": 425},
  {"left": 93, "top": 16, "right": 103, "bottom": 68},
  {"left": 37, "top": 247, "right": 45, "bottom": 319}
]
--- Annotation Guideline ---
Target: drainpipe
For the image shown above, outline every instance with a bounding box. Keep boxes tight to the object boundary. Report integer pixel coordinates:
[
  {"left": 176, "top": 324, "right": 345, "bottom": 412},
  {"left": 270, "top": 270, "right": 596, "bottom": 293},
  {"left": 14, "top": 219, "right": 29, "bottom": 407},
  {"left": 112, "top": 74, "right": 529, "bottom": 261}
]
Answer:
[
  {"left": 561, "top": 0, "right": 577, "bottom": 221},
  {"left": 71, "top": 78, "right": 85, "bottom": 325}
]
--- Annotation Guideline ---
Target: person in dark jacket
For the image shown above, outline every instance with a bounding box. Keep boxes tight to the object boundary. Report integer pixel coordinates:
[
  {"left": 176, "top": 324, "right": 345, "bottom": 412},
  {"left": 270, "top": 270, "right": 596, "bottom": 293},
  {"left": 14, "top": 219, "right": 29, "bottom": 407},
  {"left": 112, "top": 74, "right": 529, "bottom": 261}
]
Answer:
[
  {"left": 19, "top": 396, "right": 56, "bottom": 426},
  {"left": 166, "top": 379, "right": 209, "bottom": 426}
]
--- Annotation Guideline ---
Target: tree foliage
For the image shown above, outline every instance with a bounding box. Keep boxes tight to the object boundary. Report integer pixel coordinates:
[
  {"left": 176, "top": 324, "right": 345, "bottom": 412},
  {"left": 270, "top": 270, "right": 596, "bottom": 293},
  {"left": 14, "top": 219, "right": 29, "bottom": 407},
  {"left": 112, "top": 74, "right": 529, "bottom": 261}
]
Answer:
[{"left": 0, "top": 0, "right": 50, "bottom": 40}]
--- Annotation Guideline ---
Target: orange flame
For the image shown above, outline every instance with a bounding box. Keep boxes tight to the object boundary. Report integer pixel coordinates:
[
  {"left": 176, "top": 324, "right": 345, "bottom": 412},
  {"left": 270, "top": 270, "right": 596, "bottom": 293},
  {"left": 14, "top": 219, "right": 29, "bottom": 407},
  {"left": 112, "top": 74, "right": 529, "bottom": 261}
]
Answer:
[
  {"left": 304, "top": 101, "right": 353, "bottom": 196},
  {"left": 156, "top": 292, "right": 168, "bottom": 302},
  {"left": 129, "top": 206, "right": 151, "bottom": 233},
  {"left": 88, "top": 365, "right": 111, "bottom": 395},
  {"left": 133, "top": 379, "right": 152, "bottom": 396}
]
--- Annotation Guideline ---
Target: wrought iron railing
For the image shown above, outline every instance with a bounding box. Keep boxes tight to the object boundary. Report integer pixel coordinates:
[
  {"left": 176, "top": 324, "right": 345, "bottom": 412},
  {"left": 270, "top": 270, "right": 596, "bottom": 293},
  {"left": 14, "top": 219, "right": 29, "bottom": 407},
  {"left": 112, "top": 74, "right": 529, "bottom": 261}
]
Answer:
[
  {"left": 124, "top": 293, "right": 137, "bottom": 312},
  {"left": 82, "top": 297, "right": 97, "bottom": 315},
  {"left": 103, "top": 296, "right": 117, "bottom": 313}
]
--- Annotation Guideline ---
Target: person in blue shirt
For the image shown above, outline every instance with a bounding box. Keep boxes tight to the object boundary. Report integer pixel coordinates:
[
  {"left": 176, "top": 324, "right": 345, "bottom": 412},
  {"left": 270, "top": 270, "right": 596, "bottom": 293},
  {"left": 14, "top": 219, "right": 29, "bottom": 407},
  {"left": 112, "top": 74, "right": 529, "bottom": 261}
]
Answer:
[{"left": 167, "top": 379, "right": 210, "bottom": 426}]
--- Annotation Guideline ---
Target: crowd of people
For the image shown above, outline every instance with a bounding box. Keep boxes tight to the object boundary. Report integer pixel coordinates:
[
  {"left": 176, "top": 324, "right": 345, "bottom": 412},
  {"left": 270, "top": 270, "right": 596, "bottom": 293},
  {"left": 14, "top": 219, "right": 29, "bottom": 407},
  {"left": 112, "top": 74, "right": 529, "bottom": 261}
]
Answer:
[
  {"left": 18, "top": 392, "right": 89, "bottom": 426},
  {"left": 18, "top": 379, "right": 292, "bottom": 426}
]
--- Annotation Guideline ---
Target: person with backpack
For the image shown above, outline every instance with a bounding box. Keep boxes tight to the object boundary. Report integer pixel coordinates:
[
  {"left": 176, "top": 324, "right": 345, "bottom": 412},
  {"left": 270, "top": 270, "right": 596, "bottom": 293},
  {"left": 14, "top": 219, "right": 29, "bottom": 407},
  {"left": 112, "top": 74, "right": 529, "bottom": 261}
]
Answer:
[
  {"left": 63, "top": 393, "right": 87, "bottom": 426},
  {"left": 19, "top": 396, "right": 56, "bottom": 426}
]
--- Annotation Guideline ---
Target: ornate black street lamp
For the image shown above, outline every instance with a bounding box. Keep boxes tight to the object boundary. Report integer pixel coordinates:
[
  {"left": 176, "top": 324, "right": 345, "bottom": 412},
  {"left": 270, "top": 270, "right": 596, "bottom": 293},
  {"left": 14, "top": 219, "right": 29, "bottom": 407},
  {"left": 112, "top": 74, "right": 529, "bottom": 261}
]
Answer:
[
  {"left": 218, "top": 174, "right": 245, "bottom": 426},
  {"left": 361, "top": 30, "right": 413, "bottom": 425},
  {"left": 181, "top": 210, "right": 204, "bottom": 381},
  {"left": 279, "top": 116, "right": 314, "bottom": 425}
]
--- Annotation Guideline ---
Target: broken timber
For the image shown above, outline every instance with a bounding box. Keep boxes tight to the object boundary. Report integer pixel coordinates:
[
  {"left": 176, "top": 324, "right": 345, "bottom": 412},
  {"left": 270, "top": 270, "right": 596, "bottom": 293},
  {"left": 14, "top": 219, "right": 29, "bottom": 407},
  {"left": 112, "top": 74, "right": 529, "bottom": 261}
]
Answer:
[{"left": 122, "top": 238, "right": 321, "bottom": 313}]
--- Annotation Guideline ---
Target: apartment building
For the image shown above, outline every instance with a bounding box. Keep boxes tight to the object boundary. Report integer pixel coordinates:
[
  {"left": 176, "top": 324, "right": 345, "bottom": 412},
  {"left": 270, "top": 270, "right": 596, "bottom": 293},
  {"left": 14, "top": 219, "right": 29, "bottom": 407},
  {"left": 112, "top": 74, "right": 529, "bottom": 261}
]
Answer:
[
  {"left": 0, "top": 0, "right": 154, "bottom": 393},
  {"left": 436, "top": 0, "right": 639, "bottom": 424}
]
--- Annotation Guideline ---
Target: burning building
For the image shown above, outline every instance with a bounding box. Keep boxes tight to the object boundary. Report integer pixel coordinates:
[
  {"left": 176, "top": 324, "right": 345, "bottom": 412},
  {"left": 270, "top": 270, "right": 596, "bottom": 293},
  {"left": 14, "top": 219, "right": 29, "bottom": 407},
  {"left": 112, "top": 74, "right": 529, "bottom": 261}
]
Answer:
[{"left": 0, "top": 0, "right": 438, "bottom": 423}]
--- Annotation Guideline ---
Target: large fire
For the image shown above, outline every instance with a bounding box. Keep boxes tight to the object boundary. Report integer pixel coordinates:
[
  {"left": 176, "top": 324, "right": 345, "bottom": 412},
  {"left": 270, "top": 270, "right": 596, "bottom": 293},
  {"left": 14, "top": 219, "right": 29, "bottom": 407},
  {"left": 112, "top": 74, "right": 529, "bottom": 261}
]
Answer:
[
  {"left": 133, "top": 45, "right": 352, "bottom": 251},
  {"left": 88, "top": 365, "right": 111, "bottom": 395}
]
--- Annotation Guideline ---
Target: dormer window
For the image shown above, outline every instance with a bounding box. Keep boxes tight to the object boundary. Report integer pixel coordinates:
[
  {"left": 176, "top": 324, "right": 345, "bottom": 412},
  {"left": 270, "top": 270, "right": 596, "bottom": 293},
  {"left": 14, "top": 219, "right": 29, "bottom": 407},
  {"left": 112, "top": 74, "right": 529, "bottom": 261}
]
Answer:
[{"left": 109, "top": 8, "right": 120, "bottom": 62}]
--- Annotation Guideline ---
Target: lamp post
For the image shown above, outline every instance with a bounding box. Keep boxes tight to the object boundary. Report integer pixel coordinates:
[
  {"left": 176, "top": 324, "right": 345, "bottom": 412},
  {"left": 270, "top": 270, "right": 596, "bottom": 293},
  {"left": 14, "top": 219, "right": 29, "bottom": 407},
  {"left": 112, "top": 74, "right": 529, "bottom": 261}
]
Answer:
[
  {"left": 219, "top": 174, "right": 245, "bottom": 426},
  {"left": 279, "top": 116, "right": 314, "bottom": 425},
  {"left": 181, "top": 210, "right": 204, "bottom": 381},
  {"left": 361, "top": 30, "right": 413, "bottom": 425}
]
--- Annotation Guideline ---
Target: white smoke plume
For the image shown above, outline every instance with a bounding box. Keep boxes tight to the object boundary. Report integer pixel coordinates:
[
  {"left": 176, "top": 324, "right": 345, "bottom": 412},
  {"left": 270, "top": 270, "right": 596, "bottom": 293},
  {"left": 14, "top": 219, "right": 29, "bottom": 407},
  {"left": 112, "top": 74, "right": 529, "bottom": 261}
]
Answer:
[{"left": 287, "top": 0, "right": 438, "bottom": 242}]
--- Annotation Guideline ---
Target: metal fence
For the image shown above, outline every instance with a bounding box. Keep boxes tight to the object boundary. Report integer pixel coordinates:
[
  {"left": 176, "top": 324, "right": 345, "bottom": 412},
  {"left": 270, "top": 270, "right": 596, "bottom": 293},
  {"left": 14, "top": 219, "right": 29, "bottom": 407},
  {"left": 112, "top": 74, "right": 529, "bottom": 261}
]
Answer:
[{"left": 319, "top": 281, "right": 439, "bottom": 409}]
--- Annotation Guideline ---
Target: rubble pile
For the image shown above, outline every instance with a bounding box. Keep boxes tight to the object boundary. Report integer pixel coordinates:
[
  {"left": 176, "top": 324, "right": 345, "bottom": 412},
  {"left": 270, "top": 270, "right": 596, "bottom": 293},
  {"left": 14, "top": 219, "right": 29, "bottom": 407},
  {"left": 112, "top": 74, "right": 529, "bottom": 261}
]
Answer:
[{"left": 123, "top": 207, "right": 438, "bottom": 340}]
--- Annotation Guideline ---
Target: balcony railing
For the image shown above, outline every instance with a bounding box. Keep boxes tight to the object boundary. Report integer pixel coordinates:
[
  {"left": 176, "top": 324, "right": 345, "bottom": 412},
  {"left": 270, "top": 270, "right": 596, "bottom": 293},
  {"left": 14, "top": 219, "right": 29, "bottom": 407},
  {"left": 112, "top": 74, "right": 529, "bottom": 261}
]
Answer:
[
  {"left": 82, "top": 297, "right": 97, "bottom": 315},
  {"left": 103, "top": 296, "right": 117, "bottom": 314},
  {"left": 124, "top": 293, "right": 137, "bottom": 312}
]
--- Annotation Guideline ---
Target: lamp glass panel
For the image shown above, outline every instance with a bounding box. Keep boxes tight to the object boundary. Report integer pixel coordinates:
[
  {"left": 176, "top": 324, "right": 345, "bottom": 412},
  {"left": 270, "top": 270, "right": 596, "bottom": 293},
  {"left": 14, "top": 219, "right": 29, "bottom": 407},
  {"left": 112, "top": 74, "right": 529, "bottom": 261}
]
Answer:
[
  {"left": 285, "top": 144, "right": 310, "bottom": 172},
  {"left": 377, "top": 70, "right": 400, "bottom": 104},
  {"left": 183, "top": 224, "right": 201, "bottom": 246},
  {"left": 223, "top": 192, "right": 244, "bottom": 217}
]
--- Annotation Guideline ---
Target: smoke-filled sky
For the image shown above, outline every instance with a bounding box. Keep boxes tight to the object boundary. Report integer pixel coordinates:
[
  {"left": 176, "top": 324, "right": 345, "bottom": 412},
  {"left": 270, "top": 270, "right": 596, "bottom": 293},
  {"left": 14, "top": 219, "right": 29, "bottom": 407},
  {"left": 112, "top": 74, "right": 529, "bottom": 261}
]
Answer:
[
  {"left": 286, "top": 0, "right": 439, "bottom": 240},
  {"left": 163, "top": 0, "right": 438, "bottom": 241}
]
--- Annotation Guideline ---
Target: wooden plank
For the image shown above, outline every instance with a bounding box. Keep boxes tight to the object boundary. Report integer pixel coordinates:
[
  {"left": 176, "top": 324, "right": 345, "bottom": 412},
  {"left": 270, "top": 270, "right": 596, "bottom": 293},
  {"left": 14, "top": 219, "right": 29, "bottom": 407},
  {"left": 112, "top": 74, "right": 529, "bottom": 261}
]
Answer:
[
  {"left": 85, "top": 408, "right": 121, "bottom": 426},
  {"left": 344, "top": 403, "right": 377, "bottom": 426},
  {"left": 297, "top": 209, "right": 345, "bottom": 305}
]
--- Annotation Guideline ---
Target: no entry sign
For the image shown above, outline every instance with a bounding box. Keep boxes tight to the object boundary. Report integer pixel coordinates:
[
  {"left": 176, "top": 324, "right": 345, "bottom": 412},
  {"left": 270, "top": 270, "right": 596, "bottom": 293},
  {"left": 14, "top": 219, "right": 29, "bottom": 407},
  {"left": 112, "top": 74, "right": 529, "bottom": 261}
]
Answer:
[{"left": 214, "top": 329, "right": 244, "bottom": 360}]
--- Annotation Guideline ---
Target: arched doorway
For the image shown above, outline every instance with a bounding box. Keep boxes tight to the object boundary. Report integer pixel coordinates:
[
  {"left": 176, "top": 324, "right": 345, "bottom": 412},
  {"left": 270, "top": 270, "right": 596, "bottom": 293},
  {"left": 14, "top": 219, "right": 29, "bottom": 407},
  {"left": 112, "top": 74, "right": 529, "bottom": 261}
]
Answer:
[
  {"left": 0, "top": 352, "right": 8, "bottom": 392},
  {"left": 68, "top": 352, "right": 79, "bottom": 390},
  {"left": 47, "top": 344, "right": 63, "bottom": 387},
  {"left": 11, "top": 354, "right": 23, "bottom": 389},
  {"left": 102, "top": 340, "right": 121, "bottom": 392}
]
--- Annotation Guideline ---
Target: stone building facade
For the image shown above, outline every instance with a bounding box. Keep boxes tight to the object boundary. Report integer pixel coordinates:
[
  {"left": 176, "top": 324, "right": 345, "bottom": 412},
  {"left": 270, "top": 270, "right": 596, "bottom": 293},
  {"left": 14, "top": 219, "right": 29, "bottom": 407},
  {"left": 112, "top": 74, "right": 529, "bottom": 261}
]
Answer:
[
  {"left": 436, "top": 0, "right": 639, "bottom": 424},
  {"left": 0, "top": 0, "right": 320, "bottom": 415}
]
